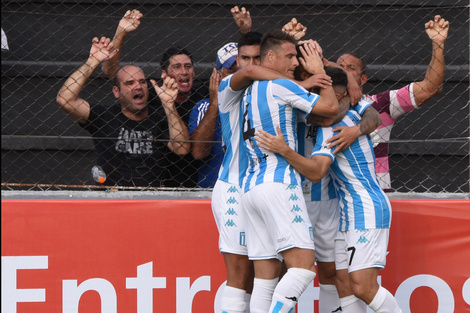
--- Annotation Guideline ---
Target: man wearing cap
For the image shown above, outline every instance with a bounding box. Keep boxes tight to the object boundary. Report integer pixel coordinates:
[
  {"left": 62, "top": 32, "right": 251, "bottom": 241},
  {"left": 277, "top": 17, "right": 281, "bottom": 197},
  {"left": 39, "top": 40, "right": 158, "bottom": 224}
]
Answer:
[{"left": 188, "top": 42, "right": 239, "bottom": 187}]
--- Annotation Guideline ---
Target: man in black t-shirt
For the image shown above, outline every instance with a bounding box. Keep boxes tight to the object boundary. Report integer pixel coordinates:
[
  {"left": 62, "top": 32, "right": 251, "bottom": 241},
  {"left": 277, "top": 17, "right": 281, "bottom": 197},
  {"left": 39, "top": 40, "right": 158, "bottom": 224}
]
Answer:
[
  {"left": 57, "top": 36, "right": 190, "bottom": 187},
  {"left": 102, "top": 10, "right": 208, "bottom": 187}
]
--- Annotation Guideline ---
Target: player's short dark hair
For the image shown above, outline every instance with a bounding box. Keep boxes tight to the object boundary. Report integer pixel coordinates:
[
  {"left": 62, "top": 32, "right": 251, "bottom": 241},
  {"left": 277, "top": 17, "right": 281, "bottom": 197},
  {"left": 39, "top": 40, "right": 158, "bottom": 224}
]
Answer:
[
  {"left": 324, "top": 66, "right": 349, "bottom": 88},
  {"left": 161, "top": 46, "right": 193, "bottom": 71},
  {"left": 260, "top": 29, "right": 297, "bottom": 61},
  {"left": 238, "top": 31, "right": 263, "bottom": 50}
]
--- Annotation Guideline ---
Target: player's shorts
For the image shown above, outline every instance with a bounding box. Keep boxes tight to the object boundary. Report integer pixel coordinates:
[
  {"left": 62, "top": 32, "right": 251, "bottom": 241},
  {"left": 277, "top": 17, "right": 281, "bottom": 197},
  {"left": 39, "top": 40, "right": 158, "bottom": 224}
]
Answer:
[
  {"left": 241, "top": 182, "right": 315, "bottom": 260},
  {"left": 335, "top": 228, "right": 389, "bottom": 273},
  {"left": 211, "top": 180, "right": 248, "bottom": 255},
  {"left": 306, "top": 198, "right": 340, "bottom": 262}
]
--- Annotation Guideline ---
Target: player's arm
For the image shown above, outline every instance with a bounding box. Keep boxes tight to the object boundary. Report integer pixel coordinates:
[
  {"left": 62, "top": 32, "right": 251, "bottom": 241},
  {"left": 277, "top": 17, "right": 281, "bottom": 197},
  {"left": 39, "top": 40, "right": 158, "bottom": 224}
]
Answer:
[
  {"left": 326, "top": 106, "right": 382, "bottom": 154},
  {"left": 413, "top": 15, "right": 448, "bottom": 107},
  {"left": 190, "top": 68, "right": 220, "bottom": 159},
  {"left": 229, "top": 64, "right": 290, "bottom": 91},
  {"left": 255, "top": 126, "right": 332, "bottom": 183},
  {"left": 151, "top": 76, "right": 191, "bottom": 155},
  {"left": 102, "top": 10, "right": 143, "bottom": 79},
  {"left": 57, "top": 37, "right": 117, "bottom": 124}
]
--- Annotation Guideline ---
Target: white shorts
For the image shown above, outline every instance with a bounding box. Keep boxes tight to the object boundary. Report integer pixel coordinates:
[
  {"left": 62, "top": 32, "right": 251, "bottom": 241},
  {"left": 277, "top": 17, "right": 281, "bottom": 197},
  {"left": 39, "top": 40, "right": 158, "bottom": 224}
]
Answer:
[
  {"left": 335, "top": 228, "right": 389, "bottom": 273},
  {"left": 241, "top": 182, "right": 315, "bottom": 260},
  {"left": 306, "top": 198, "right": 340, "bottom": 262},
  {"left": 211, "top": 180, "right": 248, "bottom": 255}
]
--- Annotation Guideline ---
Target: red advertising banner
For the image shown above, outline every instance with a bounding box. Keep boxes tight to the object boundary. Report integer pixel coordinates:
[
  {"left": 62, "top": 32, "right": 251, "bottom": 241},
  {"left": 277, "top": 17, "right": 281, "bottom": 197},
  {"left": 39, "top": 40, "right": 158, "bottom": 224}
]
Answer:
[{"left": 2, "top": 199, "right": 470, "bottom": 313}]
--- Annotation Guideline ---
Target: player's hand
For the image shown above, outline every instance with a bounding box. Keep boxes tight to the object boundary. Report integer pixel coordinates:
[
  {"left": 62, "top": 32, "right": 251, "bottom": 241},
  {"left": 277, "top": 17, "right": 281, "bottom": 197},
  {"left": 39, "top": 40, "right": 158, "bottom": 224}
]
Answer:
[
  {"left": 298, "top": 41, "right": 324, "bottom": 75},
  {"left": 347, "top": 77, "right": 362, "bottom": 105},
  {"left": 326, "top": 125, "right": 361, "bottom": 154},
  {"left": 255, "top": 126, "right": 289, "bottom": 155},
  {"left": 89, "top": 37, "right": 118, "bottom": 64},
  {"left": 282, "top": 18, "right": 307, "bottom": 40},
  {"left": 231, "top": 6, "right": 252, "bottom": 34},
  {"left": 119, "top": 9, "right": 143, "bottom": 33},
  {"left": 301, "top": 73, "right": 332, "bottom": 90},
  {"left": 151, "top": 74, "right": 178, "bottom": 106},
  {"left": 425, "top": 15, "right": 449, "bottom": 45}
]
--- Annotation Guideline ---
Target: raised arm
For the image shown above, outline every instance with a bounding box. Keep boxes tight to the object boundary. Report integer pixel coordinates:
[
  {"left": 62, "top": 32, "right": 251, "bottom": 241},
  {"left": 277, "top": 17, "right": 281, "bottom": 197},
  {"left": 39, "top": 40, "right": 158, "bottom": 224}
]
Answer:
[
  {"left": 282, "top": 18, "right": 307, "bottom": 40},
  {"left": 231, "top": 6, "right": 252, "bottom": 34},
  {"left": 102, "top": 9, "right": 143, "bottom": 79},
  {"left": 57, "top": 37, "right": 117, "bottom": 124},
  {"left": 151, "top": 75, "right": 191, "bottom": 155},
  {"left": 413, "top": 15, "right": 449, "bottom": 107},
  {"left": 255, "top": 126, "right": 332, "bottom": 183},
  {"left": 190, "top": 68, "right": 221, "bottom": 159}
]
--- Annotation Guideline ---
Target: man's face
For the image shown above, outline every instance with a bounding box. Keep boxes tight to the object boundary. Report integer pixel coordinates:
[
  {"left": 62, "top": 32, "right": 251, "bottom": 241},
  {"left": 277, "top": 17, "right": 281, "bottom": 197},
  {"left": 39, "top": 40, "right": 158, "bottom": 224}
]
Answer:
[
  {"left": 113, "top": 66, "right": 149, "bottom": 113},
  {"left": 269, "top": 42, "right": 299, "bottom": 79},
  {"left": 163, "top": 54, "right": 195, "bottom": 94},
  {"left": 220, "top": 62, "right": 238, "bottom": 79},
  {"left": 337, "top": 54, "right": 367, "bottom": 87},
  {"left": 236, "top": 45, "right": 261, "bottom": 69}
]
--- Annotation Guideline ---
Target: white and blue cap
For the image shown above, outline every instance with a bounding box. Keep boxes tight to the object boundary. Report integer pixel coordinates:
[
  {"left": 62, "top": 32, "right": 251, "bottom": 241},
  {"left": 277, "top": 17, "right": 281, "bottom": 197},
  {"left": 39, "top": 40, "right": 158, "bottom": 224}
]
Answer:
[{"left": 216, "top": 42, "right": 238, "bottom": 70}]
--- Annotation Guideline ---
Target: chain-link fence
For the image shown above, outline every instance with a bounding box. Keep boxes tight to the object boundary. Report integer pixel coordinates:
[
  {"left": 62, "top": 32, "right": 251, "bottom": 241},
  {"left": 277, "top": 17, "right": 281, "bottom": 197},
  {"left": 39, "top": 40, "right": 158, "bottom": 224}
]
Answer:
[{"left": 1, "top": 1, "right": 469, "bottom": 193}]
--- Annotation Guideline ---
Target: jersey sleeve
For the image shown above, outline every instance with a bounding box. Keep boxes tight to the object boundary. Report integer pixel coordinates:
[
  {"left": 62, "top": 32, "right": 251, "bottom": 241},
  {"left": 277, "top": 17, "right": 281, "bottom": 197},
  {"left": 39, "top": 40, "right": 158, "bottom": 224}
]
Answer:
[
  {"left": 352, "top": 96, "right": 372, "bottom": 116},
  {"left": 371, "top": 83, "right": 417, "bottom": 120},
  {"left": 272, "top": 78, "right": 320, "bottom": 115},
  {"left": 218, "top": 74, "right": 244, "bottom": 114},
  {"left": 311, "top": 125, "right": 335, "bottom": 162},
  {"left": 188, "top": 98, "right": 209, "bottom": 134}
]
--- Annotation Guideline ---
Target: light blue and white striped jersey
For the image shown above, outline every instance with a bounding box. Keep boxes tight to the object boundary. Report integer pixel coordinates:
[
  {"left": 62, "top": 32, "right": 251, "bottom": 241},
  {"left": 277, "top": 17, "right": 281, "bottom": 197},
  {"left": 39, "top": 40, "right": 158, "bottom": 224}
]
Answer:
[
  {"left": 242, "top": 78, "right": 320, "bottom": 192},
  {"left": 312, "top": 109, "right": 391, "bottom": 231},
  {"left": 217, "top": 74, "right": 248, "bottom": 187},
  {"left": 298, "top": 96, "right": 373, "bottom": 201}
]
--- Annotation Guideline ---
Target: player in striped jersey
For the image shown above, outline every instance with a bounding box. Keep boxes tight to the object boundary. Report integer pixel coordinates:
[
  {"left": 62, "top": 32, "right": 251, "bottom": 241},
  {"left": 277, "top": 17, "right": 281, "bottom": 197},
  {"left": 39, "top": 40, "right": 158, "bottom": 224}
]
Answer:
[
  {"left": 240, "top": 30, "right": 339, "bottom": 313},
  {"left": 255, "top": 71, "right": 401, "bottom": 312},
  {"left": 333, "top": 15, "right": 449, "bottom": 192},
  {"left": 297, "top": 66, "right": 382, "bottom": 313}
]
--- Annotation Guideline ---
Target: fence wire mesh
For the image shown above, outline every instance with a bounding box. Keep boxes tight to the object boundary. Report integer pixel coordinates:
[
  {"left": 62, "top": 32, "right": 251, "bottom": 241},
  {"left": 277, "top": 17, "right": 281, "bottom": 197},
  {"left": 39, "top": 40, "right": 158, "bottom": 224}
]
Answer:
[{"left": 1, "top": 1, "right": 469, "bottom": 193}]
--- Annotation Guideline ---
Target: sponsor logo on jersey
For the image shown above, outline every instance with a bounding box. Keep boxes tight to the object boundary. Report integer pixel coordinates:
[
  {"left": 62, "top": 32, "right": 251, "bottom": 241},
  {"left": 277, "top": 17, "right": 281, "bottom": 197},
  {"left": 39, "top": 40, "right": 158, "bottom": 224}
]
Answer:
[
  {"left": 225, "top": 208, "right": 237, "bottom": 216},
  {"left": 226, "top": 197, "right": 238, "bottom": 204},
  {"left": 292, "top": 215, "right": 304, "bottom": 223},
  {"left": 225, "top": 219, "right": 237, "bottom": 227}
]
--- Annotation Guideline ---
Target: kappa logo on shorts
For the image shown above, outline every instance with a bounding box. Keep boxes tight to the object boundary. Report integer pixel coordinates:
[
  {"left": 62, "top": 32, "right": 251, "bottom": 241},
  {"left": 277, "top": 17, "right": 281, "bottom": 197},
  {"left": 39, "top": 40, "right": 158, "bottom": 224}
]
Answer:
[
  {"left": 225, "top": 219, "right": 237, "bottom": 227},
  {"left": 292, "top": 215, "right": 304, "bottom": 223},
  {"left": 357, "top": 235, "right": 369, "bottom": 244},
  {"left": 225, "top": 208, "right": 238, "bottom": 216},
  {"left": 227, "top": 186, "right": 238, "bottom": 193},
  {"left": 226, "top": 197, "right": 238, "bottom": 204},
  {"left": 286, "top": 184, "right": 297, "bottom": 190},
  {"left": 291, "top": 204, "right": 302, "bottom": 212},
  {"left": 288, "top": 193, "right": 300, "bottom": 201}
]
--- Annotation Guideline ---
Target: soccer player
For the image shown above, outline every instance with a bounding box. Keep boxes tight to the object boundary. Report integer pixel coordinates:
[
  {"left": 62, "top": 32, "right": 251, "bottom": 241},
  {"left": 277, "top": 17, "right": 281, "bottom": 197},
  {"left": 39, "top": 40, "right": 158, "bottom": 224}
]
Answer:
[
  {"left": 240, "top": 30, "right": 339, "bottom": 312},
  {"left": 255, "top": 68, "right": 401, "bottom": 313}
]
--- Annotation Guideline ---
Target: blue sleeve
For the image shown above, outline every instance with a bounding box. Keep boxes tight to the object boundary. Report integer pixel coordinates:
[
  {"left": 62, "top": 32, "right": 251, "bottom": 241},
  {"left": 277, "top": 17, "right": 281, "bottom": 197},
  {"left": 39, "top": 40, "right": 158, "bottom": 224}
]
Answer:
[{"left": 188, "top": 98, "right": 209, "bottom": 134}]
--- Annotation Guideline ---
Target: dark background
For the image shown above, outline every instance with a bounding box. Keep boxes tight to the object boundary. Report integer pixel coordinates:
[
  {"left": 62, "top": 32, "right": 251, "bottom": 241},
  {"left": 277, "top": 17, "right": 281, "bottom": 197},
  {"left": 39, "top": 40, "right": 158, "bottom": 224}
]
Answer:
[{"left": 1, "top": 0, "right": 468, "bottom": 192}]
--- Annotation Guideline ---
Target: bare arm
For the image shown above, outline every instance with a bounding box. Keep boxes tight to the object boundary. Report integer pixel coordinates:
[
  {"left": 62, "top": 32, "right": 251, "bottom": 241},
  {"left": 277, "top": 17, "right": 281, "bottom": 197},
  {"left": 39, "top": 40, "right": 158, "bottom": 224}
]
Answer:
[
  {"left": 326, "top": 106, "right": 382, "bottom": 154},
  {"left": 413, "top": 15, "right": 449, "bottom": 107},
  {"left": 190, "top": 68, "right": 221, "bottom": 159},
  {"left": 102, "top": 10, "right": 143, "bottom": 79},
  {"left": 255, "top": 126, "right": 332, "bottom": 183},
  {"left": 231, "top": 6, "right": 252, "bottom": 34},
  {"left": 151, "top": 76, "right": 191, "bottom": 155},
  {"left": 57, "top": 37, "right": 117, "bottom": 124}
]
